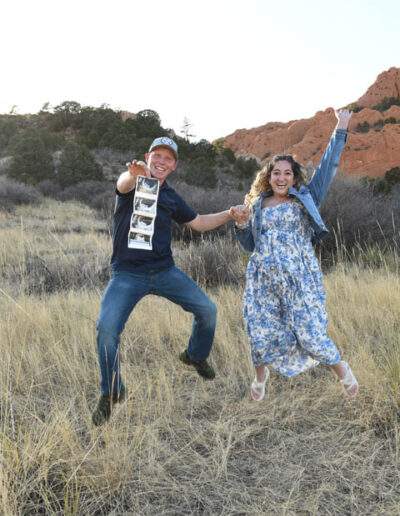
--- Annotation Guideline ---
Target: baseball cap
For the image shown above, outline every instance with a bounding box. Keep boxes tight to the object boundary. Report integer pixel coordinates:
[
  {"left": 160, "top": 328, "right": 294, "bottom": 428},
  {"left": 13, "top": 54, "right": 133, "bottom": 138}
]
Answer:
[{"left": 148, "top": 137, "right": 178, "bottom": 160}]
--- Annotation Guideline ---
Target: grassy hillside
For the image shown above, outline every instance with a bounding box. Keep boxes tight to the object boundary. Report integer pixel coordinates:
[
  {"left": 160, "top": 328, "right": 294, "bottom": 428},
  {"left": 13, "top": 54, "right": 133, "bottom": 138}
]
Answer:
[{"left": 0, "top": 201, "right": 399, "bottom": 515}]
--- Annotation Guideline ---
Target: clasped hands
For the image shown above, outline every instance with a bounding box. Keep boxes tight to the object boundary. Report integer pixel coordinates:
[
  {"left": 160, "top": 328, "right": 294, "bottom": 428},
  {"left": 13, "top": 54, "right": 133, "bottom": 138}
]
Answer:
[{"left": 229, "top": 204, "right": 250, "bottom": 227}]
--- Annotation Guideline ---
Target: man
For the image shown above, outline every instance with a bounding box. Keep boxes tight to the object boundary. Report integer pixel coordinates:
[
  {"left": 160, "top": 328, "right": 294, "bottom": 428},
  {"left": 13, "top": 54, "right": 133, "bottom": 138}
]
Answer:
[{"left": 92, "top": 136, "right": 234, "bottom": 425}]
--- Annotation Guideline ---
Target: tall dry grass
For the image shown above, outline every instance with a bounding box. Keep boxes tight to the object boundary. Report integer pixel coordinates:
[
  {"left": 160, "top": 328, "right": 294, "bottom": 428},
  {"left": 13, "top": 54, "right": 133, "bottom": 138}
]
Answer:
[{"left": 0, "top": 200, "right": 399, "bottom": 515}]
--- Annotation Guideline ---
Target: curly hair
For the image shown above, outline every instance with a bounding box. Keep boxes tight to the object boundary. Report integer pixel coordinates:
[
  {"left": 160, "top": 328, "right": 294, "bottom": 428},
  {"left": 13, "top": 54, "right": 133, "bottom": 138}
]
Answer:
[{"left": 245, "top": 154, "right": 307, "bottom": 206}]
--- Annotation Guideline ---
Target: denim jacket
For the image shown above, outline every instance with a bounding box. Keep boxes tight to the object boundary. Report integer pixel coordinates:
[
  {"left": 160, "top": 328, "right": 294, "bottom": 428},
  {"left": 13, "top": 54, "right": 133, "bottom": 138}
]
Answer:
[{"left": 235, "top": 129, "right": 348, "bottom": 252}]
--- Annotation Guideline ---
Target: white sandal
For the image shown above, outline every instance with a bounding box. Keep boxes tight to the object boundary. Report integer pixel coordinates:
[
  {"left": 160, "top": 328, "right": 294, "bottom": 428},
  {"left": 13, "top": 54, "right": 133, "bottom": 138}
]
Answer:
[
  {"left": 340, "top": 361, "right": 359, "bottom": 398},
  {"left": 250, "top": 367, "right": 270, "bottom": 401}
]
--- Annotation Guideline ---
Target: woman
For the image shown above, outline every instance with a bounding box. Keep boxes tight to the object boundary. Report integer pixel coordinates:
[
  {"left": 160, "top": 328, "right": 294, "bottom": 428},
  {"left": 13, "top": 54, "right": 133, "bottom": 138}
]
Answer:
[{"left": 230, "top": 109, "right": 358, "bottom": 401}]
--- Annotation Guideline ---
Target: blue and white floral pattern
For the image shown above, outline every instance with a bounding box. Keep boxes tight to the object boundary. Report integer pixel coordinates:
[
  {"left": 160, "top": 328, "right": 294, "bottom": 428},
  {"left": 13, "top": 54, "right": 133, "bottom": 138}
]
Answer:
[{"left": 243, "top": 200, "right": 340, "bottom": 377}]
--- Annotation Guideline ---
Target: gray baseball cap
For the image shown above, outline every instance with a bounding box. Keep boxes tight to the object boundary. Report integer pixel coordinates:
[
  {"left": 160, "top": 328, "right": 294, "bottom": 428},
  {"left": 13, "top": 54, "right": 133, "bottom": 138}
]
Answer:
[{"left": 148, "top": 137, "right": 178, "bottom": 160}]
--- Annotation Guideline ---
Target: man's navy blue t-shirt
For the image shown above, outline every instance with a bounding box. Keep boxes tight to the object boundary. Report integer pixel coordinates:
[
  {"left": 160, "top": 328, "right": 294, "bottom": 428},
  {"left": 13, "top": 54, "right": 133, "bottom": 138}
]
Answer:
[{"left": 111, "top": 181, "right": 197, "bottom": 273}]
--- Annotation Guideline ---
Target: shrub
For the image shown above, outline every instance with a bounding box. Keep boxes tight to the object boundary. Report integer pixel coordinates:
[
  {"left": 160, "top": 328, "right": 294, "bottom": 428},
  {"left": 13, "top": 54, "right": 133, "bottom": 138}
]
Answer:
[
  {"left": 8, "top": 245, "right": 110, "bottom": 294},
  {"left": 36, "top": 179, "right": 59, "bottom": 197},
  {"left": 384, "top": 117, "right": 397, "bottom": 124},
  {"left": 372, "top": 177, "right": 391, "bottom": 195},
  {"left": 0, "top": 177, "right": 43, "bottom": 211},
  {"left": 57, "top": 141, "right": 104, "bottom": 187},
  {"left": 185, "top": 157, "right": 217, "bottom": 189},
  {"left": 134, "top": 137, "right": 154, "bottom": 160},
  {"left": 355, "top": 121, "right": 370, "bottom": 133},
  {"left": 189, "top": 139, "right": 217, "bottom": 162},
  {"left": 0, "top": 117, "right": 18, "bottom": 150},
  {"left": 372, "top": 96, "right": 400, "bottom": 112},
  {"left": 7, "top": 133, "right": 55, "bottom": 184},
  {"left": 347, "top": 102, "right": 363, "bottom": 113},
  {"left": 319, "top": 173, "right": 398, "bottom": 260},
  {"left": 384, "top": 166, "right": 400, "bottom": 185},
  {"left": 235, "top": 156, "right": 259, "bottom": 178},
  {"left": 174, "top": 235, "right": 247, "bottom": 287},
  {"left": 221, "top": 147, "right": 236, "bottom": 164},
  {"left": 0, "top": 156, "right": 13, "bottom": 176},
  {"left": 170, "top": 181, "right": 244, "bottom": 240}
]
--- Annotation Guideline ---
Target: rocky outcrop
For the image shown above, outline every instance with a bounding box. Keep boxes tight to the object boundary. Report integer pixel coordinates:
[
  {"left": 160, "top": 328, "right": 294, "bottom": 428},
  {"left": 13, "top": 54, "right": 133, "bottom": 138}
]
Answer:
[
  {"left": 220, "top": 68, "right": 400, "bottom": 178},
  {"left": 356, "top": 67, "right": 400, "bottom": 108}
]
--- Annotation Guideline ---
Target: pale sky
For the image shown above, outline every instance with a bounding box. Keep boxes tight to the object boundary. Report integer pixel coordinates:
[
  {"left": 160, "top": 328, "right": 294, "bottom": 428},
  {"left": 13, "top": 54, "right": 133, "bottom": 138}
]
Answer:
[{"left": 1, "top": 0, "right": 399, "bottom": 142}]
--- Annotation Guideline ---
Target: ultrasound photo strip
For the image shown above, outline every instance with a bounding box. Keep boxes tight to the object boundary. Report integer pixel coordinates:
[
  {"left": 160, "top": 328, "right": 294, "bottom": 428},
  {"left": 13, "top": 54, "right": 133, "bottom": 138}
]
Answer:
[
  {"left": 128, "top": 176, "right": 160, "bottom": 250},
  {"left": 130, "top": 215, "right": 154, "bottom": 234},
  {"left": 128, "top": 230, "right": 152, "bottom": 249},
  {"left": 136, "top": 175, "right": 159, "bottom": 197}
]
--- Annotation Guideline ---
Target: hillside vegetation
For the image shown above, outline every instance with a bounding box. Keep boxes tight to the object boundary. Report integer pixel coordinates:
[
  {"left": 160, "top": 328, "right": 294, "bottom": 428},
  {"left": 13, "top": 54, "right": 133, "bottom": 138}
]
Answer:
[
  {"left": 0, "top": 102, "right": 259, "bottom": 191},
  {"left": 0, "top": 201, "right": 399, "bottom": 515}
]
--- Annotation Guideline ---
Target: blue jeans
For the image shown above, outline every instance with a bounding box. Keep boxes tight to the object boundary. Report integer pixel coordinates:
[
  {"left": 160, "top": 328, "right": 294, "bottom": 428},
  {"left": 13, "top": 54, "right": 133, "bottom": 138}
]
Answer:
[{"left": 96, "top": 266, "right": 217, "bottom": 394}]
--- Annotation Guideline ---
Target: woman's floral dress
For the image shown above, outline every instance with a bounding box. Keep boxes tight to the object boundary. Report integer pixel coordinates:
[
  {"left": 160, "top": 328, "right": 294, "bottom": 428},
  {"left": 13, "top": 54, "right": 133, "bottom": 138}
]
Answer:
[{"left": 243, "top": 200, "right": 340, "bottom": 377}]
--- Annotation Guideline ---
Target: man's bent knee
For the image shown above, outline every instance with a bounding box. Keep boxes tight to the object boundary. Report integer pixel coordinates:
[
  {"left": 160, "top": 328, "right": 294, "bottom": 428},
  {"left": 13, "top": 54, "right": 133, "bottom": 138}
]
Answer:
[{"left": 199, "top": 299, "right": 217, "bottom": 323}]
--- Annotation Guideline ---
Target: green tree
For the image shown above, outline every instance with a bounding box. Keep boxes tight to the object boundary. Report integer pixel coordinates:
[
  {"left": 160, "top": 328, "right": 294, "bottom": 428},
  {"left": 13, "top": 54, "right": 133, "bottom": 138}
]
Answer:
[
  {"left": 0, "top": 117, "right": 18, "bottom": 150},
  {"left": 347, "top": 102, "right": 363, "bottom": 113},
  {"left": 136, "top": 109, "right": 161, "bottom": 125},
  {"left": 57, "top": 141, "right": 103, "bottom": 187},
  {"left": 355, "top": 121, "right": 370, "bottom": 133},
  {"left": 222, "top": 146, "right": 236, "bottom": 164},
  {"left": 7, "top": 134, "right": 54, "bottom": 184},
  {"left": 235, "top": 156, "right": 259, "bottom": 178},
  {"left": 185, "top": 157, "right": 217, "bottom": 188},
  {"left": 189, "top": 139, "right": 217, "bottom": 163},
  {"left": 135, "top": 109, "right": 166, "bottom": 138},
  {"left": 50, "top": 101, "right": 82, "bottom": 131}
]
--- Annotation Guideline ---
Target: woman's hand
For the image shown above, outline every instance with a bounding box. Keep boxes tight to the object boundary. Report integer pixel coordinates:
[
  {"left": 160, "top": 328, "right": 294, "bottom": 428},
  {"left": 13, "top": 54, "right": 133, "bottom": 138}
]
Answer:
[{"left": 335, "top": 109, "right": 352, "bottom": 130}]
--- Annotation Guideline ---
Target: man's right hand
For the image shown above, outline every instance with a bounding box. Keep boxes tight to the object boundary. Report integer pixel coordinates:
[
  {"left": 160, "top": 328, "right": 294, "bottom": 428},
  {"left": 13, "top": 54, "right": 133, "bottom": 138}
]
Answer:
[
  {"left": 117, "top": 160, "right": 152, "bottom": 193},
  {"left": 126, "top": 160, "right": 152, "bottom": 180}
]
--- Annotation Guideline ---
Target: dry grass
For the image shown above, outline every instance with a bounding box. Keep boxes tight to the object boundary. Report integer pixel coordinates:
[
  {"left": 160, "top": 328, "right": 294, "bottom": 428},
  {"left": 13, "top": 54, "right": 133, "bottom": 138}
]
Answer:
[
  {"left": 0, "top": 200, "right": 110, "bottom": 295},
  {"left": 1, "top": 201, "right": 399, "bottom": 515}
]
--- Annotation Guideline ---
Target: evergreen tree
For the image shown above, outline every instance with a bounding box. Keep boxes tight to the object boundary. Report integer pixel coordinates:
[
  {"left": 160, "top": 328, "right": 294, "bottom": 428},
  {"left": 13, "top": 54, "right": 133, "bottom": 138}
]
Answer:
[
  {"left": 57, "top": 141, "right": 103, "bottom": 187},
  {"left": 185, "top": 157, "right": 217, "bottom": 188},
  {"left": 7, "top": 134, "right": 54, "bottom": 184},
  {"left": 50, "top": 101, "right": 82, "bottom": 131},
  {"left": 0, "top": 117, "right": 18, "bottom": 150},
  {"left": 135, "top": 109, "right": 166, "bottom": 138}
]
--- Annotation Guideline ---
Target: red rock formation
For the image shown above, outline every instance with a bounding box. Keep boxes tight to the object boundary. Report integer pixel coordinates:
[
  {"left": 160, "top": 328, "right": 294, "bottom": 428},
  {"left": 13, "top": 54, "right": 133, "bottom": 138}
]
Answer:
[
  {"left": 356, "top": 67, "right": 400, "bottom": 108},
  {"left": 220, "top": 68, "right": 400, "bottom": 178}
]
